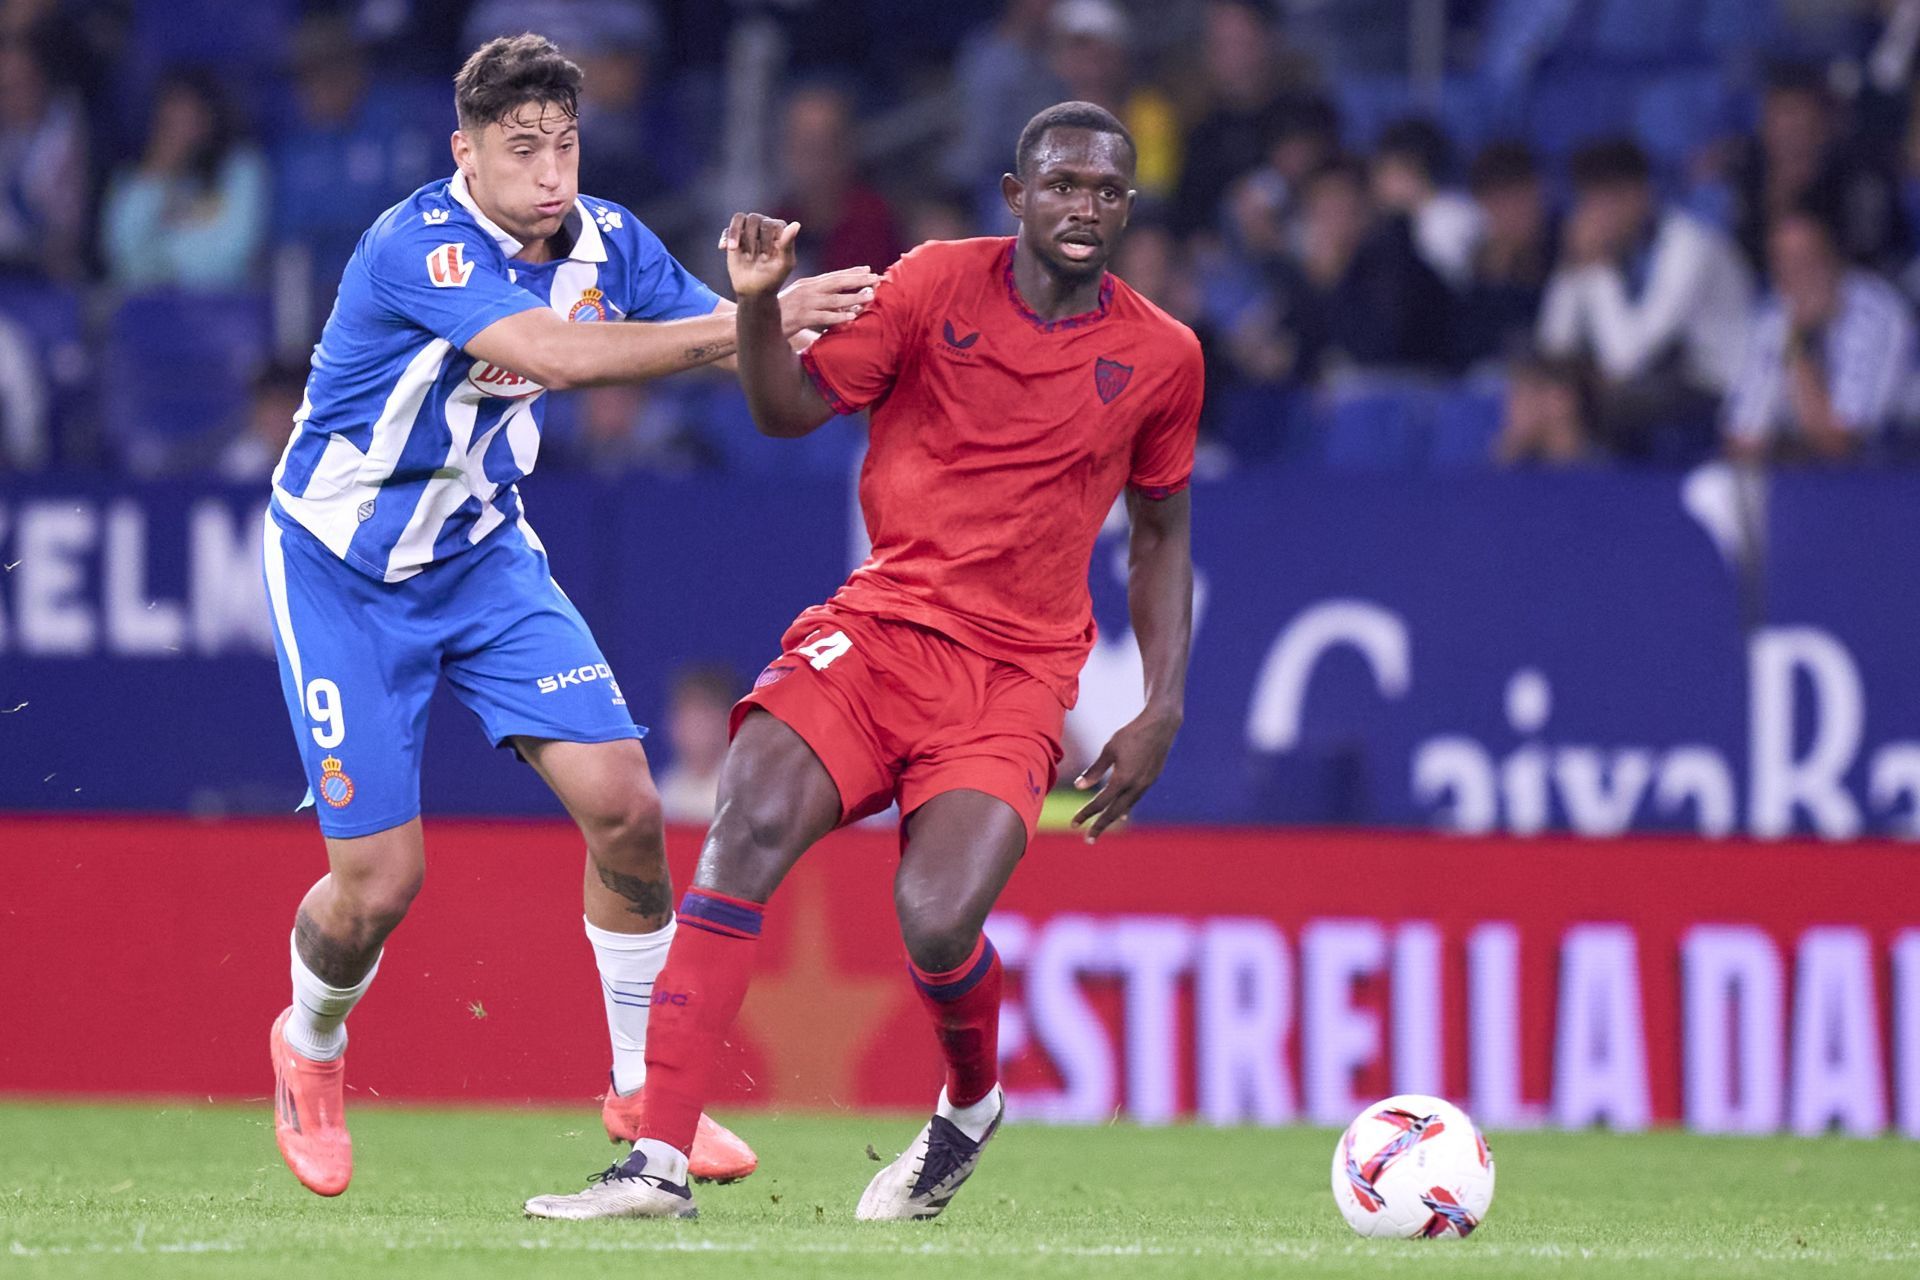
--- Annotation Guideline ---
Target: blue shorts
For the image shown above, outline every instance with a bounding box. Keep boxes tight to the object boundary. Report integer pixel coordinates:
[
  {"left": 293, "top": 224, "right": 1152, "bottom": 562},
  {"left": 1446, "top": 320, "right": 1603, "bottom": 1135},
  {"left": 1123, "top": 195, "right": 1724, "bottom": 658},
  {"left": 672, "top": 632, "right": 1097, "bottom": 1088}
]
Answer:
[{"left": 261, "top": 509, "right": 642, "bottom": 838}]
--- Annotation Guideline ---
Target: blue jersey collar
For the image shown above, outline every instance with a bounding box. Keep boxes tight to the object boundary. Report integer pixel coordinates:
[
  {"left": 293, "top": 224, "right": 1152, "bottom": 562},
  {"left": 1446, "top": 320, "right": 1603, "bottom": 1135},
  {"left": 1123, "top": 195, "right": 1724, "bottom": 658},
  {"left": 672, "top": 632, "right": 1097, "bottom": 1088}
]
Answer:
[{"left": 448, "top": 172, "right": 607, "bottom": 264}]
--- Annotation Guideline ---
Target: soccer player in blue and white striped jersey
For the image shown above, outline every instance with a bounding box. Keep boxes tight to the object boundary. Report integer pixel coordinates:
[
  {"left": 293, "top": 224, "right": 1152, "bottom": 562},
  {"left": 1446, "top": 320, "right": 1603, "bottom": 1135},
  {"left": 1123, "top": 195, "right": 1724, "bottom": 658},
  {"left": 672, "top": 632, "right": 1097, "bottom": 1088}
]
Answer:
[{"left": 262, "top": 34, "right": 877, "bottom": 1198}]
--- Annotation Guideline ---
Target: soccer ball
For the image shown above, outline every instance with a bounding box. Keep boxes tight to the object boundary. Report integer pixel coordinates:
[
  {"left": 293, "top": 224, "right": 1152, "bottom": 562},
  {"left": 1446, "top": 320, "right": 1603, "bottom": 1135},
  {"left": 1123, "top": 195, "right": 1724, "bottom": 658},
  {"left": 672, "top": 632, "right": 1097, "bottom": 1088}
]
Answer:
[{"left": 1330, "top": 1094, "right": 1495, "bottom": 1239}]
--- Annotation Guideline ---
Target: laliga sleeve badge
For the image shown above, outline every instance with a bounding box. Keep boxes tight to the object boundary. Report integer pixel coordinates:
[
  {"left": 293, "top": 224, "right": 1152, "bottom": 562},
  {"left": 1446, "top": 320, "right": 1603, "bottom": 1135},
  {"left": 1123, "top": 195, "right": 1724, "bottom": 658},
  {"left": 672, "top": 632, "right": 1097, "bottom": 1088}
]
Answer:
[
  {"left": 318, "top": 755, "right": 356, "bottom": 808},
  {"left": 426, "top": 242, "right": 473, "bottom": 287}
]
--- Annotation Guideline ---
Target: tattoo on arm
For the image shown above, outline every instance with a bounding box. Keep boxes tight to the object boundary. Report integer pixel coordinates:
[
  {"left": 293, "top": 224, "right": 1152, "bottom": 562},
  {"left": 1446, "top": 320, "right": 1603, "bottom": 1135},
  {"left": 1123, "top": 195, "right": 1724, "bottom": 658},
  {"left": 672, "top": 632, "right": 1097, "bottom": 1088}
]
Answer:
[
  {"left": 295, "top": 906, "right": 383, "bottom": 988},
  {"left": 595, "top": 859, "right": 674, "bottom": 919},
  {"left": 683, "top": 341, "right": 735, "bottom": 364}
]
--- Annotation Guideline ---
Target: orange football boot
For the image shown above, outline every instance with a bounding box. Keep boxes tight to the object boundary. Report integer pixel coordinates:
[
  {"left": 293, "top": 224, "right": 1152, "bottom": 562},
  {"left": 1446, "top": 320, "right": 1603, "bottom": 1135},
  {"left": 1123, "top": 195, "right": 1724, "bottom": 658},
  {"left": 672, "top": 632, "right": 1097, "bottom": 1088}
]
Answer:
[
  {"left": 601, "top": 1078, "right": 758, "bottom": 1183},
  {"left": 270, "top": 1007, "right": 353, "bottom": 1196}
]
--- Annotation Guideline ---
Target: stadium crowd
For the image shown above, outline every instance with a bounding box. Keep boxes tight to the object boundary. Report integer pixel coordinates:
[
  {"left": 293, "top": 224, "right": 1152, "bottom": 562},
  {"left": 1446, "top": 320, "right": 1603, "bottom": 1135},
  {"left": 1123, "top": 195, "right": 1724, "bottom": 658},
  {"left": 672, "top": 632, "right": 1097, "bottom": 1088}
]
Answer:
[{"left": 5, "top": 0, "right": 1920, "bottom": 477}]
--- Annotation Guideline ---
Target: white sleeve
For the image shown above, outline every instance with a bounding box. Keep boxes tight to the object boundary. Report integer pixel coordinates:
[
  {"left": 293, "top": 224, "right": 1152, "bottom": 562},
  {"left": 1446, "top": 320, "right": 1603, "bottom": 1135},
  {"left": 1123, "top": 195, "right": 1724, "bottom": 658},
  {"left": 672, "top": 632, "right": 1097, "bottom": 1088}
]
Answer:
[
  {"left": 1579, "top": 219, "right": 1719, "bottom": 381},
  {"left": 1828, "top": 283, "right": 1914, "bottom": 433}
]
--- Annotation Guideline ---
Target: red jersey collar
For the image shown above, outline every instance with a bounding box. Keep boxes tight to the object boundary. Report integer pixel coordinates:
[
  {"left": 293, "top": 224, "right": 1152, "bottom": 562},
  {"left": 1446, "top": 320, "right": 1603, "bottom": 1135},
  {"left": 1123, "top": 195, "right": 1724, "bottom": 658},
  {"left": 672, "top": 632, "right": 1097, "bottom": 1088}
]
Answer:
[{"left": 1001, "top": 240, "right": 1115, "bottom": 333}]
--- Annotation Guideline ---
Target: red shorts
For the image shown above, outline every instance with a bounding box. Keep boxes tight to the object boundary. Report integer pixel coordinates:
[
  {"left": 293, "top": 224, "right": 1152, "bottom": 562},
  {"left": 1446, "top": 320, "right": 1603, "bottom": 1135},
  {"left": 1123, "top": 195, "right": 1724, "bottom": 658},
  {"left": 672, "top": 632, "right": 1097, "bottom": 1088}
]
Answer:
[{"left": 733, "top": 606, "right": 1065, "bottom": 841}]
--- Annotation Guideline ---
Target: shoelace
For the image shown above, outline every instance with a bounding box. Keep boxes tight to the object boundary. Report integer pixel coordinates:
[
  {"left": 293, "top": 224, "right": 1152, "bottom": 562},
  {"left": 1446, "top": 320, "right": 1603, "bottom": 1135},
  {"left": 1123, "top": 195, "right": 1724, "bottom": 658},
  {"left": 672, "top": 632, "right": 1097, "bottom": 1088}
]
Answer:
[
  {"left": 587, "top": 1158, "right": 681, "bottom": 1191},
  {"left": 911, "top": 1119, "right": 979, "bottom": 1196},
  {"left": 588, "top": 1162, "right": 655, "bottom": 1186}
]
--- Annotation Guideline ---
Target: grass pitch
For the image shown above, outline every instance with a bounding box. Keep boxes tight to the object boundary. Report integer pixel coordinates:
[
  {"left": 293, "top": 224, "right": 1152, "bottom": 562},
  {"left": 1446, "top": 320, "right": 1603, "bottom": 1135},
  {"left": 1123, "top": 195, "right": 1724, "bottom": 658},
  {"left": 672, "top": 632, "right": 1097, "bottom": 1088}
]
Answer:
[{"left": 3, "top": 1102, "right": 1917, "bottom": 1278}]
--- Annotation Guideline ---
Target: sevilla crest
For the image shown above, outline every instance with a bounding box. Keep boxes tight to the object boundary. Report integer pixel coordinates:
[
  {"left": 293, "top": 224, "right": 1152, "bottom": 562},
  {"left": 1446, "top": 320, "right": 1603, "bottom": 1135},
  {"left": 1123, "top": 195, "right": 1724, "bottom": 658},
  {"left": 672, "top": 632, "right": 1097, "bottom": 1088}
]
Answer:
[{"left": 1095, "top": 356, "right": 1133, "bottom": 404}]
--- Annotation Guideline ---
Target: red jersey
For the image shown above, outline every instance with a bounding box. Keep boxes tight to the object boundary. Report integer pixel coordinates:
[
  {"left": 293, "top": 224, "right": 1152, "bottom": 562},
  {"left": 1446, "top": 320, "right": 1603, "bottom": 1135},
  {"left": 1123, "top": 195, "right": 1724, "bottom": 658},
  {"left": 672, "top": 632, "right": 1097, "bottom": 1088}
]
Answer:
[{"left": 799, "top": 236, "right": 1203, "bottom": 707}]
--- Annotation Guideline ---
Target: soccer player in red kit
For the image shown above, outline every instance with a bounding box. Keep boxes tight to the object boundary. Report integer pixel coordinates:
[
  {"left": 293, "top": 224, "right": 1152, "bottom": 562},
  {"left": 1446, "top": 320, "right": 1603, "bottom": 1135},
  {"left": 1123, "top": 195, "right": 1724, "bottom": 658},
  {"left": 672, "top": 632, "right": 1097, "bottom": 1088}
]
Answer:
[{"left": 525, "top": 101, "right": 1200, "bottom": 1222}]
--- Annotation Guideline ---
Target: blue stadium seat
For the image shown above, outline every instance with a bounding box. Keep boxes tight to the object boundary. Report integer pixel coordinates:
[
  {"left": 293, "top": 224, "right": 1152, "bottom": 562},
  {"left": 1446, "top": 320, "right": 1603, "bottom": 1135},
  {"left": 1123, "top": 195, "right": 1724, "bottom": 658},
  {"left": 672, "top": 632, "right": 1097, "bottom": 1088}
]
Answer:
[
  {"left": 1212, "top": 384, "right": 1313, "bottom": 466},
  {"left": 1428, "top": 389, "right": 1505, "bottom": 469},
  {"left": 1337, "top": 76, "right": 1493, "bottom": 159},
  {"left": 102, "top": 292, "right": 273, "bottom": 473},
  {"left": 130, "top": 0, "right": 294, "bottom": 74},
  {"left": 1318, "top": 384, "right": 1432, "bottom": 472},
  {"left": 1522, "top": 70, "right": 1641, "bottom": 159},
  {"left": 1634, "top": 71, "right": 1744, "bottom": 168}
]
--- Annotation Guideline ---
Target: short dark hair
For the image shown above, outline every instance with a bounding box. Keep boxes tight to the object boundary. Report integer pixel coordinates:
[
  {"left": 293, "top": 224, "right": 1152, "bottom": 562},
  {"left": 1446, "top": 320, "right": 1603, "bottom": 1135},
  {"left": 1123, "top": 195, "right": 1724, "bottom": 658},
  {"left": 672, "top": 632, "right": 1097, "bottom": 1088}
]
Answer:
[
  {"left": 1375, "top": 116, "right": 1454, "bottom": 184},
  {"left": 1015, "top": 101, "right": 1136, "bottom": 177},
  {"left": 1301, "top": 155, "right": 1369, "bottom": 200},
  {"left": 1764, "top": 60, "right": 1831, "bottom": 106},
  {"left": 1773, "top": 199, "right": 1842, "bottom": 250},
  {"left": 1568, "top": 137, "right": 1651, "bottom": 190},
  {"left": 454, "top": 34, "right": 581, "bottom": 133},
  {"left": 1511, "top": 349, "right": 1597, "bottom": 425},
  {"left": 152, "top": 68, "right": 245, "bottom": 190},
  {"left": 1469, "top": 140, "right": 1539, "bottom": 193},
  {"left": 1265, "top": 94, "right": 1342, "bottom": 148}
]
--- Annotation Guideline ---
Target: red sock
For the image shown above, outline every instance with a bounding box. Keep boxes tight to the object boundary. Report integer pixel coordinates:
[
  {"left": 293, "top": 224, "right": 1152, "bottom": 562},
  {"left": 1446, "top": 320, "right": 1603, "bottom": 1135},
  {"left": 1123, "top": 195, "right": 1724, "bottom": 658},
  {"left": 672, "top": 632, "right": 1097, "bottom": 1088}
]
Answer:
[
  {"left": 638, "top": 888, "right": 764, "bottom": 1153},
  {"left": 908, "top": 935, "right": 1003, "bottom": 1108}
]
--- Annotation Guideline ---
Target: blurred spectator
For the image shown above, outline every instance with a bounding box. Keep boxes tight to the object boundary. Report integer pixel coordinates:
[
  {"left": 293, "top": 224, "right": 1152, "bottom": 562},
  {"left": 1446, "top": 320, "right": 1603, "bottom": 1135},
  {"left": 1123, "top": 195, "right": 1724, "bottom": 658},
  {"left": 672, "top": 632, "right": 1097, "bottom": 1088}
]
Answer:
[
  {"left": 1268, "top": 158, "right": 1454, "bottom": 379},
  {"left": 1538, "top": 139, "right": 1754, "bottom": 457},
  {"left": 420, "top": 3, "right": 693, "bottom": 217},
  {"left": 1213, "top": 97, "right": 1340, "bottom": 263},
  {"left": 1842, "top": 0, "right": 1920, "bottom": 158},
  {"left": 0, "top": 305, "right": 48, "bottom": 469},
  {"left": 566, "top": 5, "right": 699, "bottom": 214},
  {"left": 1495, "top": 352, "right": 1598, "bottom": 466},
  {"left": 1171, "top": 0, "right": 1320, "bottom": 236},
  {"left": 216, "top": 358, "right": 306, "bottom": 482},
  {"left": 942, "top": 0, "right": 1062, "bottom": 201},
  {"left": 1718, "top": 63, "right": 1903, "bottom": 275},
  {"left": 773, "top": 83, "right": 903, "bottom": 275},
  {"left": 272, "top": 17, "right": 439, "bottom": 318},
  {"left": 1455, "top": 141, "right": 1558, "bottom": 368},
  {"left": 1046, "top": 0, "right": 1182, "bottom": 201},
  {"left": 348, "top": 0, "right": 472, "bottom": 76},
  {"left": 1370, "top": 116, "right": 1483, "bottom": 287},
  {"left": 1114, "top": 221, "right": 1201, "bottom": 322},
  {"left": 0, "top": 31, "right": 88, "bottom": 279},
  {"left": 1115, "top": 219, "right": 1237, "bottom": 452},
  {"left": 101, "top": 69, "right": 267, "bottom": 291},
  {"left": 901, "top": 189, "right": 974, "bottom": 246},
  {"left": 655, "top": 665, "right": 743, "bottom": 824},
  {"left": 1723, "top": 206, "right": 1915, "bottom": 462}
]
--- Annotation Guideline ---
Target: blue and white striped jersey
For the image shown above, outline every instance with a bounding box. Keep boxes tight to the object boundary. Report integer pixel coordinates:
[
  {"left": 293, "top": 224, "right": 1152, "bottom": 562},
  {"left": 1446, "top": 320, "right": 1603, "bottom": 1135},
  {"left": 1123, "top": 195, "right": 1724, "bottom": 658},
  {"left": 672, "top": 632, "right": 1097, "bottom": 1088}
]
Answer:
[
  {"left": 1723, "top": 270, "right": 1916, "bottom": 445},
  {"left": 271, "top": 172, "right": 721, "bottom": 581}
]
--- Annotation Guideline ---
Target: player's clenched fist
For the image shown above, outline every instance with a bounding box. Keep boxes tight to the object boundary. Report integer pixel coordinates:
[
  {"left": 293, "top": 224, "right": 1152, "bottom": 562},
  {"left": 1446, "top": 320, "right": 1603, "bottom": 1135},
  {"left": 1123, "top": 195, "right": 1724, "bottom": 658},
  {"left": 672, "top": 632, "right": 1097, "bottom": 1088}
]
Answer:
[
  {"left": 722, "top": 212, "right": 877, "bottom": 333},
  {"left": 721, "top": 212, "right": 799, "bottom": 296}
]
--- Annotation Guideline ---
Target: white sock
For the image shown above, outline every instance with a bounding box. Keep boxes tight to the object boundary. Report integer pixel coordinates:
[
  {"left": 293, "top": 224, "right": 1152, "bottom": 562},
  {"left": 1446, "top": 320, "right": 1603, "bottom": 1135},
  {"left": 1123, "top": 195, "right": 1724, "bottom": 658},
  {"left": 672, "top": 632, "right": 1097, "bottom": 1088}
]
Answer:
[
  {"left": 286, "top": 930, "right": 379, "bottom": 1062},
  {"left": 937, "top": 1083, "right": 1004, "bottom": 1143},
  {"left": 631, "top": 1136, "right": 689, "bottom": 1184},
  {"left": 586, "top": 914, "right": 676, "bottom": 1095}
]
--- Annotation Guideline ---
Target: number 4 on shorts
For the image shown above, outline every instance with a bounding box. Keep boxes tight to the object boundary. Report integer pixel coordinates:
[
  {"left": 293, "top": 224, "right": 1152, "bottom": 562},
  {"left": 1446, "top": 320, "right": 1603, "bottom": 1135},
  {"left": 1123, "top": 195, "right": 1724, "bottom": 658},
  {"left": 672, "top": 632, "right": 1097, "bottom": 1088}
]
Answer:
[{"left": 796, "top": 630, "right": 852, "bottom": 670}]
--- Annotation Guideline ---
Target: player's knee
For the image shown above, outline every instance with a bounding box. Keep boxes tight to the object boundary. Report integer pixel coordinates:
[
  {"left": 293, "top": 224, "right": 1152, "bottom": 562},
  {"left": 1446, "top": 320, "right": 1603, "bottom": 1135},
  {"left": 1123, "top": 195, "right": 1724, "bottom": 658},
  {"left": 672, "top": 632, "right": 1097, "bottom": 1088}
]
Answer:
[
  {"left": 898, "top": 907, "right": 982, "bottom": 976},
  {"left": 338, "top": 866, "right": 422, "bottom": 944},
  {"left": 581, "top": 781, "right": 665, "bottom": 865},
  {"left": 699, "top": 792, "right": 804, "bottom": 900}
]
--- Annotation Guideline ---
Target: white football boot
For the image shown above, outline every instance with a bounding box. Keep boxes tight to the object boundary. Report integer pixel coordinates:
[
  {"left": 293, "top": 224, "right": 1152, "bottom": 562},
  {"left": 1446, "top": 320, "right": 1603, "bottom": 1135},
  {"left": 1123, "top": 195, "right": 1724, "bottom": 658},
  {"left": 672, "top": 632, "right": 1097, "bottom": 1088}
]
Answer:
[
  {"left": 524, "top": 1138, "right": 699, "bottom": 1220},
  {"left": 857, "top": 1085, "right": 1004, "bottom": 1221}
]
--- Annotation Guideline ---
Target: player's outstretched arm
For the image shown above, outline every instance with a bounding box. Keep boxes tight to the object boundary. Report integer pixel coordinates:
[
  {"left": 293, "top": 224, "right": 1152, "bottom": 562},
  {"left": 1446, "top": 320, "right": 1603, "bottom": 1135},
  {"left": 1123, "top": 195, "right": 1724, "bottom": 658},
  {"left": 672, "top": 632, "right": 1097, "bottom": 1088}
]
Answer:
[
  {"left": 462, "top": 272, "right": 871, "bottom": 391},
  {"left": 725, "top": 212, "right": 847, "bottom": 438},
  {"left": 1073, "top": 487, "right": 1194, "bottom": 842}
]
